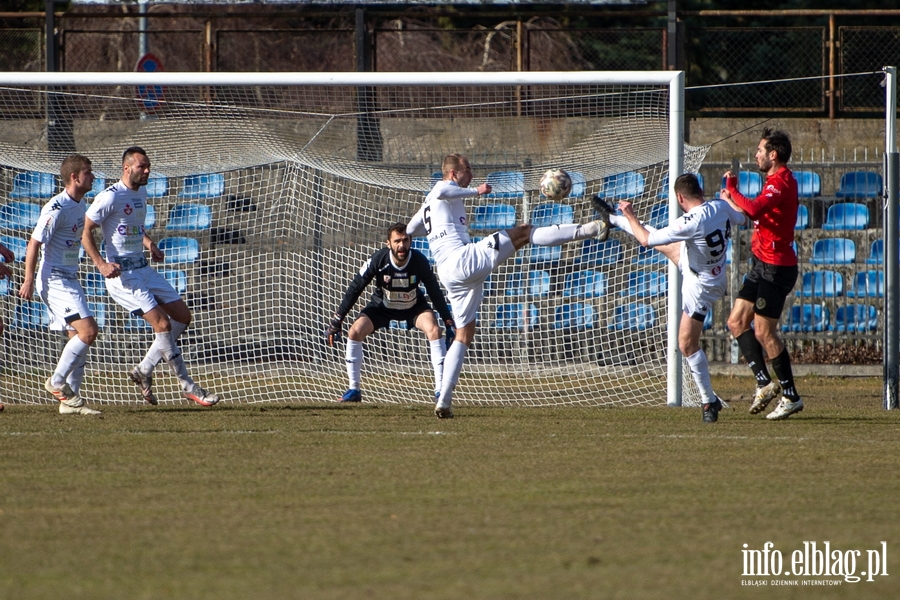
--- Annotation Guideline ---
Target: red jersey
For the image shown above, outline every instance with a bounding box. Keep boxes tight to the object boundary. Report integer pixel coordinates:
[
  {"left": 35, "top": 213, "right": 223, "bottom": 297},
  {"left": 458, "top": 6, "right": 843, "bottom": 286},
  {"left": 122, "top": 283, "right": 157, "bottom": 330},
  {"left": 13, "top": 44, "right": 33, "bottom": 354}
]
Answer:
[{"left": 726, "top": 166, "right": 798, "bottom": 267}]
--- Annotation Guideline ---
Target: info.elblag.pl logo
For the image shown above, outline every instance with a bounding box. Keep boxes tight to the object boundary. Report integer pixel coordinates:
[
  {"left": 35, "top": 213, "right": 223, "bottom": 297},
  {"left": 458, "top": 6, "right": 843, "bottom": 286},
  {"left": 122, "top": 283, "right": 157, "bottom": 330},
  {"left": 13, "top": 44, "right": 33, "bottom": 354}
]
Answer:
[{"left": 741, "top": 541, "right": 889, "bottom": 586}]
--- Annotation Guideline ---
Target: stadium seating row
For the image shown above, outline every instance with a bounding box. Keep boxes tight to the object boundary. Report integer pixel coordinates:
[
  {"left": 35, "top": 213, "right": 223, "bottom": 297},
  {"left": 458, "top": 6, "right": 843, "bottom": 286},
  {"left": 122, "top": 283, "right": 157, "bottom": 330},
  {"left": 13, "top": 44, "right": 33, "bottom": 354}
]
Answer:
[
  {"left": 0, "top": 202, "right": 212, "bottom": 232},
  {"left": 489, "top": 301, "right": 657, "bottom": 331},
  {"left": 8, "top": 172, "right": 225, "bottom": 200},
  {"left": 796, "top": 270, "right": 886, "bottom": 298},
  {"left": 806, "top": 238, "right": 888, "bottom": 264},
  {"left": 713, "top": 170, "right": 882, "bottom": 199},
  {"left": 782, "top": 304, "right": 879, "bottom": 333}
]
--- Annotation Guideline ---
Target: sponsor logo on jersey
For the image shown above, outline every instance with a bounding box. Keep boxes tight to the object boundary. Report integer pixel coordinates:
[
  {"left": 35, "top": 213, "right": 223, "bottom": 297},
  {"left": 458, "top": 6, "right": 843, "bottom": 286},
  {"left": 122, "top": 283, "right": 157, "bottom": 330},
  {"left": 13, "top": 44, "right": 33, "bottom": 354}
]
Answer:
[
  {"left": 51, "top": 201, "right": 62, "bottom": 212},
  {"left": 117, "top": 225, "right": 143, "bottom": 236},
  {"left": 459, "top": 216, "right": 466, "bottom": 225},
  {"left": 134, "top": 200, "right": 144, "bottom": 208},
  {"left": 124, "top": 203, "right": 133, "bottom": 215},
  {"left": 410, "top": 275, "right": 417, "bottom": 284},
  {"left": 393, "top": 278, "right": 409, "bottom": 288},
  {"left": 65, "top": 239, "right": 76, "bottom": 247}
]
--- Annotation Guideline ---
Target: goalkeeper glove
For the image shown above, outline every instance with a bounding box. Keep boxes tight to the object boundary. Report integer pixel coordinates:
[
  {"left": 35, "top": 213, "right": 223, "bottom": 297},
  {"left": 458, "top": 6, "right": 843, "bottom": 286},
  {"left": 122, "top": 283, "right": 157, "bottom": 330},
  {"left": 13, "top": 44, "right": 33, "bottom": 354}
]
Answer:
[
  {"left": 325, "top": 313, "right": 344, "bottom": 347},
  {"left": 444, "top": 318, "right": 456, "bottom": 346}
]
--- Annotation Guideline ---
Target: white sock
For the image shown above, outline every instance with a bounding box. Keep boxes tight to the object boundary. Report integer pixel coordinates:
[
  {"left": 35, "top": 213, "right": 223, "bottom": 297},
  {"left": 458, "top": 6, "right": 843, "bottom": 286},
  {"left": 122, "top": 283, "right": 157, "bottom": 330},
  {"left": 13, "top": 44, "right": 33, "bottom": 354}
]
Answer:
[
  {"left": 51, "top": 335, "right": 91, "bottom": 386},
  {"left": 346, "top": 340, "right": 363, "bottom": 390},
  {"left": 437, "top": 341, "right": 468, "bottom": 408},
  {"left": 529, "top": 223, "right": 596, "bottom": 245},
  {"left": 429, "top": 338, "right": 447, "bottom": 394},
  {"left": 609, "top": 215, "right": 658, "bottom": 236},
  {"left": 140, "top": 319, "right": 188, "bottom": 374},
  {"left": 154, "top": 331, "right": 195, "bottom": 391},
  {"left": 67, "top": 355, "right": 88, "bottom": 393},
  {"left": 686, "top": 349, "right": 716, "bottom": 405}
]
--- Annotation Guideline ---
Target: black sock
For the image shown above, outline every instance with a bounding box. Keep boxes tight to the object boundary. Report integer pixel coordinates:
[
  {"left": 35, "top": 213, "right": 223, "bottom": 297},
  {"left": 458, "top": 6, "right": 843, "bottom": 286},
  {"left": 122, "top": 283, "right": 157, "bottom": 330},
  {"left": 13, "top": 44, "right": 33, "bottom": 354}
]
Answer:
[
  {"left": 771, "top": 348, "right": 800, "bottom": 402},
  {"left": 736, "top": 330, "right": 771, "bottom": 386}
]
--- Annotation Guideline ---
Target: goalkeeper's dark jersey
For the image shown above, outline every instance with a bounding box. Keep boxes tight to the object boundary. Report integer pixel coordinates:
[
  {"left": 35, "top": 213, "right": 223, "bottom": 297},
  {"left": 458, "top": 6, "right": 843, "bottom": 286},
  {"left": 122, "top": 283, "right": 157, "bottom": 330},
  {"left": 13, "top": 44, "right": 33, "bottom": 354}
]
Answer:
[{"left": 335, "top": 248, "right": 452, "bottom": 323}]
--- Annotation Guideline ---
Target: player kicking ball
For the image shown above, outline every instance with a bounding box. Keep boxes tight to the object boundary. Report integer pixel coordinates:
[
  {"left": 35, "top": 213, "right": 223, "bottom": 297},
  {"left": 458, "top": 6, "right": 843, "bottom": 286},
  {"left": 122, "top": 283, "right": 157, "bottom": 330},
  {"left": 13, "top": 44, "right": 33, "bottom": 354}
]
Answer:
[{"left": 597, "top": 173, "right": 747, "bottom": 422}]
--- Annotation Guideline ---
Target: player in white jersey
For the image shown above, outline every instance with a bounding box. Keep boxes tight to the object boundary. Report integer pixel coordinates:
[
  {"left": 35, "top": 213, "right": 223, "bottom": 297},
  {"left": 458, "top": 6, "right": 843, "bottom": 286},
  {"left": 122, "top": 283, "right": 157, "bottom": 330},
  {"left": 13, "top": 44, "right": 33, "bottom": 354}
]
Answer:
[
  {"left": 82, "top": 146, "right": 219, "bottom": 407},
  {"left": 0, "top": 241, "right": 15, "bottom": 413},
  {"left": 605, "top": 173, "right": 747, "bottom": 423},
  {"left": 407, "top": 153, "right": 611, "bottom": 418},
  {"left": 18, "top": 154, "right": 102, "bottom": 415}
]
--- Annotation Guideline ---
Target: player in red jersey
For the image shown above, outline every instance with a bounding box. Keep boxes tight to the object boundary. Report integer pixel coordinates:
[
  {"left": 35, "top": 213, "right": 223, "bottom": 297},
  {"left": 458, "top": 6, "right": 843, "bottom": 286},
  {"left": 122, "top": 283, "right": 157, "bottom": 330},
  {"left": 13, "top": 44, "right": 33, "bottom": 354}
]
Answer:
[{"left": 721, "top": 128, "right": 804, "bottom": 420}]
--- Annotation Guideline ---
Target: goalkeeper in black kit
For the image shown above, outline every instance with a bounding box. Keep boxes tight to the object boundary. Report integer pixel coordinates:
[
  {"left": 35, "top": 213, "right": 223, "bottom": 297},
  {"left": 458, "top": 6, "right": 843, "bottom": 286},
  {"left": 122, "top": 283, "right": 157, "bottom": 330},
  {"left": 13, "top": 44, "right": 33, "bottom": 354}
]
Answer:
[{"left": 325, "top": 223, "right": 455, "bottom": 403}]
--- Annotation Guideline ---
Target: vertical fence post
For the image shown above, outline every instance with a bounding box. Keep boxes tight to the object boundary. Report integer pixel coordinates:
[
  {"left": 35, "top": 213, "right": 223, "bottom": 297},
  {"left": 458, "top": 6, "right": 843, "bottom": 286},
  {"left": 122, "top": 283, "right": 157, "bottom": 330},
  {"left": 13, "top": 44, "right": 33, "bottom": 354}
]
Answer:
[
  {"left": 355, "top": 8, "right": 382, "bottom": 162},
  {"left": 883, "top": 66, "right": 898, "bottom": 410}
]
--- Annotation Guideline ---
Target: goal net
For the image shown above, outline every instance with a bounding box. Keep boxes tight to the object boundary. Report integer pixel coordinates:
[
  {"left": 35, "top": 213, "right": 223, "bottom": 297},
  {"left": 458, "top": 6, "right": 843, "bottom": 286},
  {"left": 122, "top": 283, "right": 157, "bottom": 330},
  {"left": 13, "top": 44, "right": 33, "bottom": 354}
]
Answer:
[{"left": 0, "top": 71, "right": 708, "bottom": 408}]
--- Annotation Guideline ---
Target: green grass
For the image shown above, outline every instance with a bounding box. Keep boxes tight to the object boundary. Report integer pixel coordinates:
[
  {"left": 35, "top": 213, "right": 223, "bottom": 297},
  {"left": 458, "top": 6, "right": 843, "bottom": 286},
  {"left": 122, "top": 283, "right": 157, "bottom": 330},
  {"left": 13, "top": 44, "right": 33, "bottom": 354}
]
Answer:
[{"left": 2, "top": 375, "right": 899, "bottom": 599}]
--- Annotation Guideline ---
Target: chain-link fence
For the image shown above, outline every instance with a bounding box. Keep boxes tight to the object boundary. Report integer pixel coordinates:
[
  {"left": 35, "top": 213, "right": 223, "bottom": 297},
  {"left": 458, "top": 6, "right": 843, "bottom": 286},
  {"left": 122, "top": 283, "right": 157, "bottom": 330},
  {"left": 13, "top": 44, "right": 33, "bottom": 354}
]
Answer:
[
  {"left": 0, "top": 29, "right": 43, "bottom": 71},
  {"left": 840, "top": 27, "right": 900, "bottom": 112}
]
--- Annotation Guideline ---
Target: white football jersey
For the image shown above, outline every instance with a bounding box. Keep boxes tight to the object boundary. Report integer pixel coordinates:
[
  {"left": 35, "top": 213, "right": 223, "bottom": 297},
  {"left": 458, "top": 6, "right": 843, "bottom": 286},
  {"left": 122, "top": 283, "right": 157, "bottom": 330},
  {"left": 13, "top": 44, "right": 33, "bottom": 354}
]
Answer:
[
  {"left": 31, "top": 191, "right": 85, "bottom": 275},
  {"left": 407, "top": 179, "right": 479, "bottom": 268},
  {"left": 647, "top": 199, "right": 747, "bottom": 287},
  {"left": 85, "top": 181, "right": 148, "bottom": 258}
]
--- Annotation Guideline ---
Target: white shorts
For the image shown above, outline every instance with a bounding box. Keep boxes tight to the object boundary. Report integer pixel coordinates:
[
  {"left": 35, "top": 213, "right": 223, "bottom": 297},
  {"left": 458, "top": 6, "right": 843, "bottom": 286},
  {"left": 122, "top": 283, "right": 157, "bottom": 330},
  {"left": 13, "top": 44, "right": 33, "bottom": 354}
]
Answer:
[
  {"left": 438, "top": 231, "right": 518, "bottom": 327},
  {"left": 105, "top": 265, "right": 182, "bottom": 316},
  {"left": 37, "top": 270, "right": 92, "bottom": 332},
  {"left": 679, "top": 247, "right": 725, "bottom": 320}
]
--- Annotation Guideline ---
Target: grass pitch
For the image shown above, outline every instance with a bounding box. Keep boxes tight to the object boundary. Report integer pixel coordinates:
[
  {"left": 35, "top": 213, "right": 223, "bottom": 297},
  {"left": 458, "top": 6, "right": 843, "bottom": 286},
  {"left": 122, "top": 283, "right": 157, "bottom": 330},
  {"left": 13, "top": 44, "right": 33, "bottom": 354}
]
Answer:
[{"left": 1, "top": 375, "right": 899, "bottom": 599}]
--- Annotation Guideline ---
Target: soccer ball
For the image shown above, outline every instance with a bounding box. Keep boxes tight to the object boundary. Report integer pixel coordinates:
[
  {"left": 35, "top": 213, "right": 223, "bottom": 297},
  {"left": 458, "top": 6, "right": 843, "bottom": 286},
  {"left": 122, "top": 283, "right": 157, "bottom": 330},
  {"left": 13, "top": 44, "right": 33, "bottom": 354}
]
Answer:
[{"left": 539, "top": 168, "right": 573, "bottom": 200}]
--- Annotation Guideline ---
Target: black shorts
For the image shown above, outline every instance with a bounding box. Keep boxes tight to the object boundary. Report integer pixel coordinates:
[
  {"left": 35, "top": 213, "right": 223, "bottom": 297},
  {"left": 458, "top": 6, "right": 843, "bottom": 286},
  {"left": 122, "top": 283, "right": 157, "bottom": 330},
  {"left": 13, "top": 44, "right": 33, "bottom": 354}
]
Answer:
[
  {"left": 359, "top": 299, "right": 433, "bottom": 331},
  {"left": 737, "top": 256, "right": 799, "bottom": 319}
]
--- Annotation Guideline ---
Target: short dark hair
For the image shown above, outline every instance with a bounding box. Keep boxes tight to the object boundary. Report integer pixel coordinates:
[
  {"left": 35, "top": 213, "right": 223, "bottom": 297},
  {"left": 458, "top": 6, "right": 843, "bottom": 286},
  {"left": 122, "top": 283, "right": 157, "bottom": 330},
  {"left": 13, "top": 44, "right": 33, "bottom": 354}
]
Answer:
[
  {"left": 673, "top": 173, "right": 703, "bottom": 199},
  {"left": 60, "top": 154, "right": 91, "bottom": 184},
  {"left": 761, "top": 128, "right": 792, "bottom": 163},
  {"left": 386, "top": 222, "right": 410, "bottom": 240},
  {"left": 122, "top": 146, "right": 147, "bottom": 164}
]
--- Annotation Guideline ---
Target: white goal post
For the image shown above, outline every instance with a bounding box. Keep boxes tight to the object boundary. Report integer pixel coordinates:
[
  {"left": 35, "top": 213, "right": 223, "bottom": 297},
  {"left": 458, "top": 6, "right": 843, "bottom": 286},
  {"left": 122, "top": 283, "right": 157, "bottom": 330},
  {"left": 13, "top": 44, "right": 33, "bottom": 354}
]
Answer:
[{"left": 0, "top": 70, "right": 707, "bottom": 408}]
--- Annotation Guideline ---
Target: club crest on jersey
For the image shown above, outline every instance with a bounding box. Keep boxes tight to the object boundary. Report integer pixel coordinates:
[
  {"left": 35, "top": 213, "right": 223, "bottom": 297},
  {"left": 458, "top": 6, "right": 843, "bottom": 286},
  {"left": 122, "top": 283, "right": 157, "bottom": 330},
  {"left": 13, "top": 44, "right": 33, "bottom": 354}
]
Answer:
[
  {"left": 383, "top": 275, "right": 391, "bottom": 284},
  {"left": 124, "top": 203, "right": 133, "bottom": 215},
  {"left": 459, "top": 216, "right": 466, "bottom": 225},
  {"left": 712, "top": 265, "right": 722, "bottom": 276}
]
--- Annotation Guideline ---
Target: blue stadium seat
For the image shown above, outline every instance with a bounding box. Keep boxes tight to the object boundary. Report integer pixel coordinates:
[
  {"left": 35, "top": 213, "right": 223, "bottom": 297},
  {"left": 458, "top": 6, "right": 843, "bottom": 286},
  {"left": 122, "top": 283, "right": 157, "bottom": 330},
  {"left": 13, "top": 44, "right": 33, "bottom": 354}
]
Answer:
[
  {"left": 553, "top": 303, "right": 595, "bottom": 329},
  {"left": 166, "top": 203, "right": 212, "bottom": 231},
  {"left": 569, "top": 171, "right": 586, "bottom": 198},
  {"left": 13, "top": 300, "right": 50, "bottom": 329},
  {"left": 834, "top": 304, "right": 878, "bottom": 333},
  {"left": 531, "top": 203, "right": 574, "bottom": 227},
  {"left": 430, "top": 171, "right": 442, "bottom": 186},
  {"left": 179, "top": 173, "right": 224, "bottom": 199},
  {"left": 158, "top": 237, "right": 200, "bottom": 264},
  {"left": 822, "top": 202, "right": 869, "bottom": 230},
  {"left": 783, "top": 304, "right": 829, "bottom": 333},
  {"left": 577, "top": 239, "right": 623, "bottom": 266},
  {"left": 470, "top": 203, "right": 516, "bottom": 230},
  {"left": 84, "top": 177, "right": 106, "bottom": 199},
  {"left": 528, "top": 270, "right": 550, "bottom": 298},
  {"left": 809, "top": 238, "right": 856, "bottom": 265},
  {"left": 0, "top": 235, "right": 27, "bottom": 262},
  {"left": 527, "top": 244, "right": 561, "bottom": 265},
  {"left": 846, "top": 270, "right": 884, "bottom": 299},
  {"left": 563, "top": 270, "right": 607, "bottom": 299},
  {"left": 88, "top": 302, "right": 107, "bottom": 328},
  {"left": 146, "top": 177, "right": 169, "bottom": 198},
  {"left": 485, "top": 171, "right": 524, "bottom": 199},
  {"left": 646, "top": 203, "right": 669, "bottom": 229},
  {"left": 611, "top": 302, "right": 656, "bottom": 331},
  {"left": 82, "top": 272, "right": 107, "bottom": 297},
  {"left": 494, "top": 303, "right": 539, "bottom": 330},
  {"left": 144, "top": 204, "right": 157, "bottom": 229},
  {"left": 621, "top": 270, "right": 667, "bottom": 298},
  {"left": 10, "top": 171, "right": 55, "bottom": 199},
  {"left": 794, "top": 171, "right": 821, "bottom": 198},
  {"left": 721, "top": 171, "right": 763, "bottom": 197},
  {"left": 411, "top": 237, "right": 433, "bottom": 263},
  {"left": 866, "top": 239, "right": 884, "bottom": 265},
  {"left": 0, "top": 201, "right": 41, "bottom": 231},
  {"left": 160, "top": 269, "right": 188, "bottom": 295},
  {"left": 633, "top": 245, "right": 666, "bottom": 265},
  {"left": 835, "top": 171, "right": 882, "bottom": 199},
  {"left": 597, "top": 171, "right": 644, "bottom": 200},
  {"left": 126, "top": 314, "right": 152, "bottom": 331},
  {"left": 795, "top": 204, "right": 809, "bottom": 230},
  {"left": 797, "top": 270, "right": 843, "bottom": 298}
]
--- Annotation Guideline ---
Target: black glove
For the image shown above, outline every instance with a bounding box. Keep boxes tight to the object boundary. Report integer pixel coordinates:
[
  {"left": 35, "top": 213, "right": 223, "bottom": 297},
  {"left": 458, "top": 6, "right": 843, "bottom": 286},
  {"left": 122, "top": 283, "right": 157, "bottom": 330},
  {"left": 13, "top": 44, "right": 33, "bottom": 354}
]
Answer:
[
  {"left": 444, "top": 318, "right": 456, "bottom": 346},
  {"left": 325, "top": 314, "right": 343, "bottom": 347}
]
